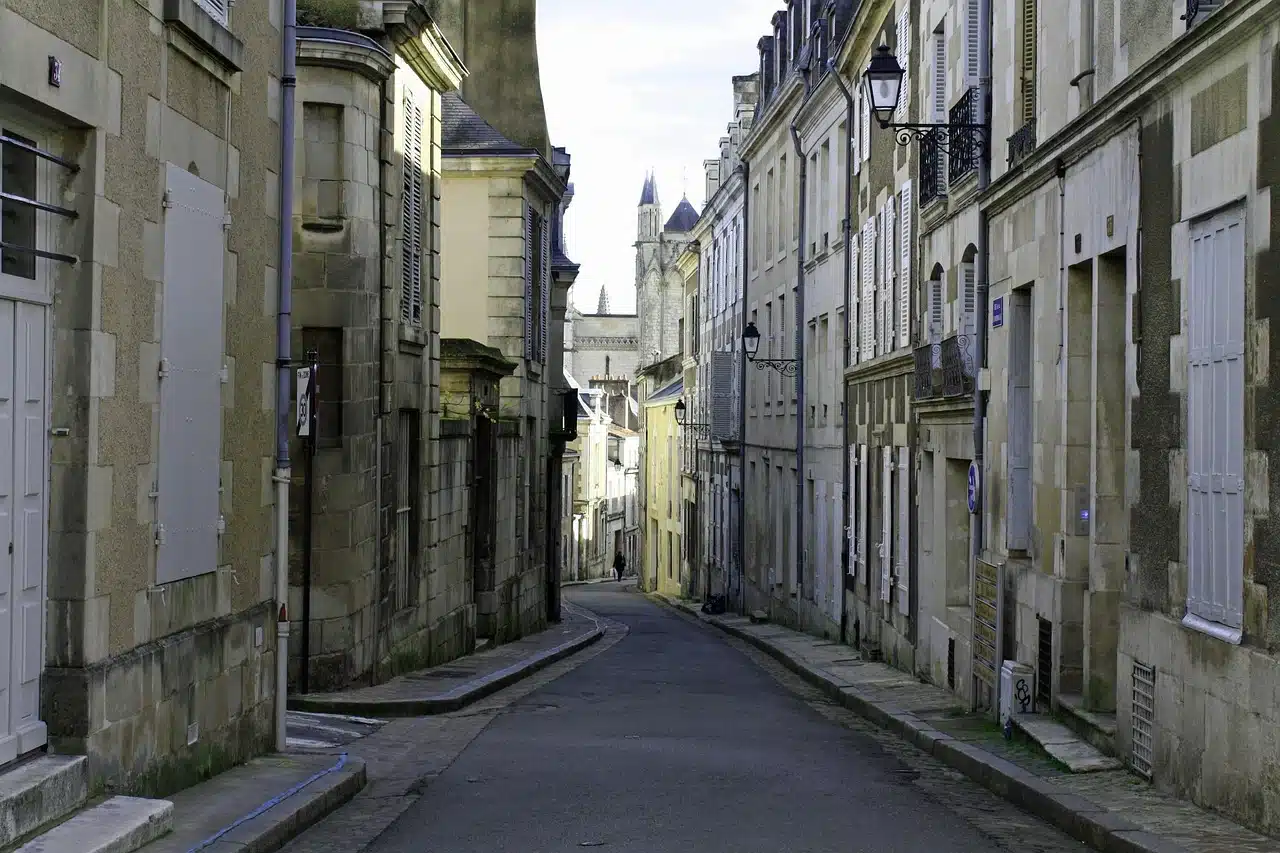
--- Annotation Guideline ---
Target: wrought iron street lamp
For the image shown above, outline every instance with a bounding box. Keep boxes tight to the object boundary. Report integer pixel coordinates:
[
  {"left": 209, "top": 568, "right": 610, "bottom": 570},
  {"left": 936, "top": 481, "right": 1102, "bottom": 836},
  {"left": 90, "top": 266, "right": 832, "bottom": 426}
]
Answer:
[
  {"left": 673, "top": 399, "right": 712, "bottom": 439},
  {"left": 862, "top": 44, "right": 988, "bottom": 159},
  {"left": 742, "top": 321, "right": 798, "bottom": 377}
]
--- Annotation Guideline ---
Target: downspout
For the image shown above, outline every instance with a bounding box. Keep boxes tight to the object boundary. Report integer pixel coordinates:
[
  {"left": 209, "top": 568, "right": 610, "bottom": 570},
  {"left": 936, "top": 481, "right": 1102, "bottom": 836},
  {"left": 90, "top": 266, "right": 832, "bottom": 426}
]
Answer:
[
  {"left": 972, "top": 0, "right": 992, "bottom": 607},
  {"left": 273, "top": 0, "right": 298, "bottom": 753},
  {"left": 737, "top": 161, "right": 750, "bottom": 616},
  {"left": 790, "top": 116, "right": 807, "bottom": 603},
  {"left": 371, "top": 73, "right": 391, "bottom": 685},
  {"left": 831, "top": 63, "right": 855, "bottom": 645}
]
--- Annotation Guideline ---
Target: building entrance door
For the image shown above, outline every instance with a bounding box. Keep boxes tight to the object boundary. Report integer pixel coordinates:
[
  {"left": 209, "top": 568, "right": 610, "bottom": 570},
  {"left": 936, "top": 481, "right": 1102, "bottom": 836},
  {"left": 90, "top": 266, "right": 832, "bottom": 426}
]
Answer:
[{"left": 0, "top": 298, "right": 48, "bottom": 765}]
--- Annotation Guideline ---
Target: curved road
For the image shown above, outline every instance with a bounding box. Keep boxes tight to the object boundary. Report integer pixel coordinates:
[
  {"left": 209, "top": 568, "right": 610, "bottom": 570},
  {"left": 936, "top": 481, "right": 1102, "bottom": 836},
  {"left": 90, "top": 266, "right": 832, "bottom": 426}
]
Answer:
[{"left": 365, "top": 584, "right": 1086, "bottom": 853}]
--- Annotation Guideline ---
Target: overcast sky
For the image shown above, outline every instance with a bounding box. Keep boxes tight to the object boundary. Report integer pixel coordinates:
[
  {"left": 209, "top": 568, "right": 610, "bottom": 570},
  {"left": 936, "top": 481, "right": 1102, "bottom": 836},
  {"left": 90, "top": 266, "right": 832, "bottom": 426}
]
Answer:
[{"left": 537, "top": 0, "right": 782, "bottom": 314}]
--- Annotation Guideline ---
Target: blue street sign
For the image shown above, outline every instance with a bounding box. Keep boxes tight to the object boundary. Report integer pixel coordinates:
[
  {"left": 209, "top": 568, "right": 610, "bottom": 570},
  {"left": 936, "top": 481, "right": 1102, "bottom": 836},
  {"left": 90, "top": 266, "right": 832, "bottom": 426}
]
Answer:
[
  {"left": 992, "top": 296, "right": 1004, "bottom": 328},
  {"left": 967, "top": 461, "right": 980, "bottom": 514}
]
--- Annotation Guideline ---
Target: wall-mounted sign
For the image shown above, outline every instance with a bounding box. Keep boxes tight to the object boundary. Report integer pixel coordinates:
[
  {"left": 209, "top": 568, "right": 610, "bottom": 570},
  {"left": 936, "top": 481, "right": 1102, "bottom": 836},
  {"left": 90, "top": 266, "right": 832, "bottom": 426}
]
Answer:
[
  {"left": 48, "top": 56, "right": 61, "bottom": 88},
  {"left": 968, "top": 461, "right": 981, "bottom": 514},
  {"left": 992, "top": 296, "right": 1004, "bottom": 329},
  {"left": 296, "top": 367, "right": 313, "bottom": 438}
]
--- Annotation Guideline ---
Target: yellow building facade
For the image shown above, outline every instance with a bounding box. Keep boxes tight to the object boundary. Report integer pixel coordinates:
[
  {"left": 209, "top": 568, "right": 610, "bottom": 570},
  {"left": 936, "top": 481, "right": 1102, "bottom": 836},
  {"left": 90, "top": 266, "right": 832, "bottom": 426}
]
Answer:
[{"left": 643, "top": 378, "right": 683, "bottom": 598}]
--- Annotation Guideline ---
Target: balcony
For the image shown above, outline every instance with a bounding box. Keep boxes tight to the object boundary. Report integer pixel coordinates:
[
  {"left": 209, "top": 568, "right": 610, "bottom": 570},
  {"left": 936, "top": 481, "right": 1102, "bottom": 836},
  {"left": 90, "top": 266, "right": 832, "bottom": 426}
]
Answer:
[
  {"left": 550, "top": 388, "right": 579, "bottom": 441},
  {"left": 913, "top": 334, "right": 975, "bottom": 400},
  {"left": 1008, "top": 121, "right": 1036, "bottom": 169},
  {"left": 948, "top": 87, "right": 980, "bottom": 185}
]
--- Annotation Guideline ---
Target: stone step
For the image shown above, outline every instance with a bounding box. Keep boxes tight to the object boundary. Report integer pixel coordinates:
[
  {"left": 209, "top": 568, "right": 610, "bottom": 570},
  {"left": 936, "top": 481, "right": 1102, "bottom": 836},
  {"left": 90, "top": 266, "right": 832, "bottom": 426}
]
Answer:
[
  {"left": 16, "top": 796, "right": 172, "bottom": 853},
  {"left": 1013, "top": 713, "right": 1123, "bottom": 773},
  {"left": 748, "top": 610, "right": 769, "bottom": 624},
  {"left": 0, "top": 755, "right": 89, "bottom": 848}
]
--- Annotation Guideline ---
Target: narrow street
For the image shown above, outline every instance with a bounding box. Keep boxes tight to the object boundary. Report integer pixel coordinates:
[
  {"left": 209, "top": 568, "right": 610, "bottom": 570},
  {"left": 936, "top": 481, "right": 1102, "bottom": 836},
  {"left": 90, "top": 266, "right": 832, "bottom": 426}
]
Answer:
[{"left": 361, "top": 585, "right": 1087, "bottom": 853}]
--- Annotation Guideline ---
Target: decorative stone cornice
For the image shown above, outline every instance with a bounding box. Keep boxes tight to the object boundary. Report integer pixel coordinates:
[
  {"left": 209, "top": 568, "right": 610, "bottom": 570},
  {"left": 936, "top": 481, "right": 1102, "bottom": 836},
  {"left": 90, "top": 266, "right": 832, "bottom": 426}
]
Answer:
[
  {"left": 297, "top": 27, "right": 395, "bottom": 81},
  {"left": 441, "top": 154, "right": 567, "bottom": 204},
  {"left": 441, "top": 337, "right": 517, "bottom": 379},
  {"left": 576, "top": 337, "right": 637, "bottom": 351},
  {"left": 377, "top": 0, "right": 467, "bottom": 92}
]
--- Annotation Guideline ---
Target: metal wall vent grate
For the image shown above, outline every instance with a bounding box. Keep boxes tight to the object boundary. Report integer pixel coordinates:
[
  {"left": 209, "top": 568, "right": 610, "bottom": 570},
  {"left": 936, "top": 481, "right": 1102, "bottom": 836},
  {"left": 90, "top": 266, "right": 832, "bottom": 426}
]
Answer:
[
  {"left": 1037, "top": 616, "right": 1053, "bottom": 707},
  {"left": 1131, "top": 660, "right": 1156, "bottom": 779}
]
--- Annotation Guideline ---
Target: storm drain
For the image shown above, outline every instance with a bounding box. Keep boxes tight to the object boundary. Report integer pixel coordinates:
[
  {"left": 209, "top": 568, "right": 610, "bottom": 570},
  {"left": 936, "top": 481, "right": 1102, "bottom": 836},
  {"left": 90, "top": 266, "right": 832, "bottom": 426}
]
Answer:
[{"left": 1131, "top": 660, "right": 1156, "bottom": 779}]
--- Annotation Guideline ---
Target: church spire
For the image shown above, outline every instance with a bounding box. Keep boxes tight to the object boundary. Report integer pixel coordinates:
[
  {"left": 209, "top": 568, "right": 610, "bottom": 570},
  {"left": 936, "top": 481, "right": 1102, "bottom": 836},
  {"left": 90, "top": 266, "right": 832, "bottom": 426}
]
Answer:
[
  {"left": 597, "top": 284, "right": 611, "bottom": 315},
  {"left": 639, "top": 170, "right": 659, "bottom": 206}
]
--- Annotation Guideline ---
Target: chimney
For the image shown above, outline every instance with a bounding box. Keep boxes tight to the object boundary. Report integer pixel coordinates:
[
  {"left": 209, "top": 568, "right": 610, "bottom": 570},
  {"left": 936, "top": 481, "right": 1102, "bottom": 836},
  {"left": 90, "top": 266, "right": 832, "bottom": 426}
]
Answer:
[{"left": 704, "top": 159, "right": 721, "bottom": 200}]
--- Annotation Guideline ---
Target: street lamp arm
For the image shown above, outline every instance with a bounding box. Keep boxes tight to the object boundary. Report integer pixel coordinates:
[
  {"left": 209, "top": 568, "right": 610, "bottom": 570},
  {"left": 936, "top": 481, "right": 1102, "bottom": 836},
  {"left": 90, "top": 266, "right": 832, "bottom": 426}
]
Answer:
[{"left": 751, "top": 358, "right": 799, "bottom": 378}]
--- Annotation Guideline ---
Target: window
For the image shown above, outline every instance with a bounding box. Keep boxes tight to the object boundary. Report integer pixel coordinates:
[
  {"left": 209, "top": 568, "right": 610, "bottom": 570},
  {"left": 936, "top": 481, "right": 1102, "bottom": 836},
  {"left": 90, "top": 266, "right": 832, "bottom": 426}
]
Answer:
[
  {"left": 303, "top": 103, "right": 343, "bottom": 218},
  {"left": 302, "top": 327, "right": 343, "bottom": 447},
  {"left": 0, "top": 130, "right": 38, "bottom": 282},
  {"left": 1184, "top": 206, "right": 1245, "bottom": 642},
  {"left": 193, "top": 0, "right": 229, "bottom": 26},
  {"left": 401, "top": 93, "right": 425, "bottom": 327},
  {"left": 526, "top": 206, "right": 548, "bottom": 362},
  {"left": 765, "top": 170, "right": 776, "bottom": 257},
  {"left": 819, "top": 141, "right": 830, "bottom": 244},
  {"left": 752, "top": 184, "right": 761, "bottom": 270}
]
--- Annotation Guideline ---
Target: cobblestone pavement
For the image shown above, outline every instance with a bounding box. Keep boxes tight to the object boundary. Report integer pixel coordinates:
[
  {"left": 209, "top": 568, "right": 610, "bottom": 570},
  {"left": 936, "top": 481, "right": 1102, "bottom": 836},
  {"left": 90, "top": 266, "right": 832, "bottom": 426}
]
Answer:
[{"left": 278, "top": 601, "right": 630, "bottom": 853}]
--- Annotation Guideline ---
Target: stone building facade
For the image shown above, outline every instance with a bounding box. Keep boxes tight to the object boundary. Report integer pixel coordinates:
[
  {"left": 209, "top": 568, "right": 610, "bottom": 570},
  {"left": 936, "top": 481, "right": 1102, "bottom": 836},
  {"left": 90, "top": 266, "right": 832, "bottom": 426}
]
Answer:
[
  {"left": 0, "top": 0, "right": 279, "bottom": 793},
  {"left": 286, "top": 4, "right": 469, "bottom": 694},
  {"left": 635, "top": 175, "right": 698, "bottom": 371}
]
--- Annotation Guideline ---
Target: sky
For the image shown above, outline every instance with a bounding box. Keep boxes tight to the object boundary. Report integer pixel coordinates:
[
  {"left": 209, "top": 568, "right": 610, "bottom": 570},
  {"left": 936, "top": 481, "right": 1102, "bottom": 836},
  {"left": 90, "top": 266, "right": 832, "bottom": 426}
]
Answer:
[{"left": 537, "top": 0, "right": 783, "bottom": 315}]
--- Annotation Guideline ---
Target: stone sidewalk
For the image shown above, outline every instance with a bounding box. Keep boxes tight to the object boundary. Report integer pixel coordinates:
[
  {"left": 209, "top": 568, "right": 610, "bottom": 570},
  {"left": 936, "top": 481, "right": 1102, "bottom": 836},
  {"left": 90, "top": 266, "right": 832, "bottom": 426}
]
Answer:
[
  {"left": 653, "top": 594, "right": 1279, "bottom": 853},
  {"left": 288, "top": 606, "right": 605, "bottom": 717}
]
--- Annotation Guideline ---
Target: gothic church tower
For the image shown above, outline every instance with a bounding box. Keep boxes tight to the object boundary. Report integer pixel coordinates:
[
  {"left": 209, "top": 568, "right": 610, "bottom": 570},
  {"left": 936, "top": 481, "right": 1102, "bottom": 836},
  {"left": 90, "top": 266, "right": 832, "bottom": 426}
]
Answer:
[{"left": 634, "top": 172, "right": 699, "bottom": 373}]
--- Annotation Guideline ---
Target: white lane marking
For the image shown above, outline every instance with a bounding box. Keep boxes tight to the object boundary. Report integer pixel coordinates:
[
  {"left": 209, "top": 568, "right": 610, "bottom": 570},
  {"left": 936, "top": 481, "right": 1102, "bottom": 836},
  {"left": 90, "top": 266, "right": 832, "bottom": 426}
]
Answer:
[
  {"left": 287, "top": 737, "right": 337, "bottom": 749},
  {"left": 289, "top": 721, "right": 371, "bottom": 738},
  {"left": 288, "top": 711, "right": 386, "bottom": 726}
]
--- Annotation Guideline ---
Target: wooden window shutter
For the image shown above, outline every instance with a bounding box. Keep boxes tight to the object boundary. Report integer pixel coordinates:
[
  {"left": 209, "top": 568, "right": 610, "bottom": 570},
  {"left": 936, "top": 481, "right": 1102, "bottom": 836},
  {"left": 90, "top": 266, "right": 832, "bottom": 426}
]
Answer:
[
  {"left": 897, "top": 7, "right": 911, "bottom": 123},
  {"left": 965, "top": 0, "right": 981, "bottom": 86},
  {"left": 524, "top": 201, "right": 534, "bottom": 361},
  {"left": 400, "top": 94, "right": 425, "bottom": 327},
  {"left": 899, "top": 181, "right": 913, "bottom": 349},
  {"left": 539, "top": 213, "right": 550, "bottom": 363},
  {"left": 1021, "top": 0, "right": 1037, "bottom": 125}
]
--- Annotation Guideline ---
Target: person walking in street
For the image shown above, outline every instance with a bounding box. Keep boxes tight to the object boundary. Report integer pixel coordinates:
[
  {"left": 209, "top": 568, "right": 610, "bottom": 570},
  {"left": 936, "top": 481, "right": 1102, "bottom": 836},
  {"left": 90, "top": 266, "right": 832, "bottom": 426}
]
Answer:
[{"left": 613, "top": 550, "right": 626, "bottom": 581}]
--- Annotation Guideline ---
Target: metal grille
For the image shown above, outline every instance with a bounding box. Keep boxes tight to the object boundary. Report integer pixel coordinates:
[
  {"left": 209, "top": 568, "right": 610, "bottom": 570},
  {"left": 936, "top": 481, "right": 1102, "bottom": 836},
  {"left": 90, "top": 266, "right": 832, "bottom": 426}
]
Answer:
[
  {"left": 1131, "top": 661, "right": 1156, "bottom": 778},
  {"left": 1037, "top": 616, "right": 1053, "bottom": 706}
]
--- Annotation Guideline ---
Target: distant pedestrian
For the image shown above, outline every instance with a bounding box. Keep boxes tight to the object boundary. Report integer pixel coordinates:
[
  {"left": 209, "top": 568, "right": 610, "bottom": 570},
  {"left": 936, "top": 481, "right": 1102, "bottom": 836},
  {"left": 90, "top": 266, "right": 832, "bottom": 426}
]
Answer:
[{"left": 613, "top": 551, "right": 626, "bottom": 581}]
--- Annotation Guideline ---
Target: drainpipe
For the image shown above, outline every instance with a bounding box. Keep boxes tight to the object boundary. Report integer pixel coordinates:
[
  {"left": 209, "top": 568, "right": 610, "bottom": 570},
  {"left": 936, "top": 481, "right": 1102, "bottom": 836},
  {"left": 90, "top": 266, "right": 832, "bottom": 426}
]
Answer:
[
  {"left": 273, "top": 0, "right": 298, "bottom": 754},
  {"left": 972, "top": 0, "right": 993, "bottom": 613},
  {"left": 790, "top": 117, "right": 807, "bottom": 603},
  {"left": 831, "top": 63, "right": 856, "bottom": 644},
  {"left": 736, "top": 160, "right": 750, "bottom": 617},
  {"left": 371, "top": 72, "right": 391, "bottom": 686}
]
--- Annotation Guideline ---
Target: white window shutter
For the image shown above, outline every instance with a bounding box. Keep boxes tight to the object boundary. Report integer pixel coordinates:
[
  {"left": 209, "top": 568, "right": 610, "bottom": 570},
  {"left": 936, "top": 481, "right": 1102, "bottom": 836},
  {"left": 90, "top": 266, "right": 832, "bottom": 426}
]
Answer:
[
  {"left": 850, "top": 237, "right": 861, "bottom": 361},
  {"left": 897, "top": 7, "right": 911, "bottom": 123},
  {"left": 965, "top": 0, "right": 981, "bottom": 86},
  {"left": 933, "top": 30, "right": 948, "bottom": 122},
  {"left": 852, "top": 95, "right": 862, "bottom": 176},
  {"left": 861, "top": 89, "right": 871, "bottom": 163},
  {"left": 193, "top": 0, "right": 229, "bottom": 25},
  {"left": 871, "top": 214, "right": 881, "bottom": 356},
  {"left": 897, "top": 446, "right": 910, "bottom": 614},
  {"left": 899, "top": 181, "right": 913, "bottom": 349},
  {"left": 524, "top": 202, "right": 534, "bottom": 360},
  {"left": 832, "top": 485, "right": 844, "bottom": 621},
  {"left": 880, "top": 446, "right": 893, "bottom": 603},
  {"left": 885, "top": 202, "right": 897, "bottom": 349},
  {"left": 816, "top": 479, "right": 828, "bottom": 608},
  {"left": 961, "top": 262, "right": 976, "bottom": 335},
  {"left": 400, "top": 94, "right": 424, "bottom": 327},
  {"left": 861, "top": 222, "right": 874, "bottom": 360},
  {"left": 857, "top": 445, "right": 869, "bottom": 584}
]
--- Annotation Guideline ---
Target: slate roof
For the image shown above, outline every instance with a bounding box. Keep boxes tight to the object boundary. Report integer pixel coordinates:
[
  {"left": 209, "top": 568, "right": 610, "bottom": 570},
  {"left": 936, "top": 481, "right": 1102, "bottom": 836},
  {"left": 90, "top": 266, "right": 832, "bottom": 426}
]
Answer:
[
  {"left": 639, "top": 172, "right": 658, "bottom": 206},
  {"left": 647, "top": 377, "right": 684, "bottom": 404},
  {"left": 664, "top": 196, "right": 700, "bottom": 232},
  {"left": 441, "top": 92, "right": 535, "bottom": 155}
]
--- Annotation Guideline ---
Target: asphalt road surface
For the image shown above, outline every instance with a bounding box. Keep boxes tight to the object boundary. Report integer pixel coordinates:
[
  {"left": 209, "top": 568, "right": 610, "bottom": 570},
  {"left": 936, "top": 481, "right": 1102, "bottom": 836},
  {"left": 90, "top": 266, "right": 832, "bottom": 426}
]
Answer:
[{"left": 366, "top": 584, "right": 1087, "bottom": 853}]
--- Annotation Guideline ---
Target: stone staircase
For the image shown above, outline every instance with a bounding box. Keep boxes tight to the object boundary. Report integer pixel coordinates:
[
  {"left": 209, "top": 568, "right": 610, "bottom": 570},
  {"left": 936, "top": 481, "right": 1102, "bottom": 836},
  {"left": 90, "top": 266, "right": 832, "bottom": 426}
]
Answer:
[{"left": 0, "top": 755, "right": 173, "bottom": 853}]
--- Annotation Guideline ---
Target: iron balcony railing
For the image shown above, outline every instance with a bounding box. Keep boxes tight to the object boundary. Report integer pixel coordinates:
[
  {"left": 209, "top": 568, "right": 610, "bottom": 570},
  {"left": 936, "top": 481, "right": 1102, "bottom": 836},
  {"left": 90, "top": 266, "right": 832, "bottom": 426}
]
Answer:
[
  {"left": 913, "top": 334, "right": 975, "bottom": 400},
  {"left": 948, "top": 87, "right": 980, "bottom": 185},
  {"left": 1008, "top": 121, "right": 1037, "bottom": 169}
]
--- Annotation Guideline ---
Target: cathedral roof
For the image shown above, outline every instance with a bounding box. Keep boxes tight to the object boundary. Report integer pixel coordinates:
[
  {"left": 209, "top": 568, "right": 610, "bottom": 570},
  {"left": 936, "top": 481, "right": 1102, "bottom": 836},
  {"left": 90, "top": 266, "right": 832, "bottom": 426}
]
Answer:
[
  {"left": 441, "top": 92, "right": 534, "bottom": 156},
  {"left": 639, "top": 171, "right": 658, "bottom": 206},
  {"left": 596, "top": 285, "right": 611, "bottom": 315},
  {"left": 664, "top": 196, "right": 700, "bottom": 232}
]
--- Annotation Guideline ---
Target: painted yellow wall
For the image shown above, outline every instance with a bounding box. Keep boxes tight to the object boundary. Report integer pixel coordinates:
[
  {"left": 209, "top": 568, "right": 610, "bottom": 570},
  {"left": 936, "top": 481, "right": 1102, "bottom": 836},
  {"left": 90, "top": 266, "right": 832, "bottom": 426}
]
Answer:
[
  {"left": 439, "top": 174, "right": 491, "bottom": 343},
  {"left": 645, "top": 401, "right": 682, "bottom": 598}
]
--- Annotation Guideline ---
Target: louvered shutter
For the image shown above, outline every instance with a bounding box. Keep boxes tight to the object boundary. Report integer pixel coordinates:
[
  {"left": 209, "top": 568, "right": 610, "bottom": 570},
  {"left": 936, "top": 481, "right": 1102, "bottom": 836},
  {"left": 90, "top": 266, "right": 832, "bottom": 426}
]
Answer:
[
  {"left": 1021, "top": 0, "right": 1037, "bottom": 125},
  {"left": 524, "top": 201, "right": 534, "bottom": 360},
  {"left": 929, "top": 279, "right": 943, "bottom": 340},
  {"left": 1186, "top": 208, "right": 1245, "bottom": 631},
  {"left": 539, "top": 214, "right": 550, "bottom": 363},
  {"left": 880, "top": 446, "right": 893, "bottom": 603},
  {"left": 965, "top": 0, "right": 981, "bottom": 86},
  {"left": 897, "top": 446, "right": 910, "bottom": 614},
  {"left": 933, "top": 31, "right": 947, "bottom": 121},
  {"left": 961, "top": 262, "right": 976, "bottom": 335},
  {"left": 400, "top": 94, "right": 424, "bottom": 327},
  {"left": 816, "top": 479, "right": 828, "bottom": 610},
  {"left": 711, "top": 350, "right": 735, "bottom": 439},
  {"left": 897, "top": 6, "right": 911, "bottom": 123},
  {"left": 861, "top": 88, "right": 871, "bottom": 163},
  {"left": 884, "top": 202, "right": 897, "bottom": 350},
  {"left": 832, "top": 485, "right": 843, "bottom": 621},
  {"left": 861, "top": 220, "right": 874, "bottom": 360},
  {"left": 899, "top": 181, "right": 913, "bottom": 349},
  {"left": 846, "top": 446, "right": 857, "bottom": 577},
  {"left": 193, "top": 0, "right": 228, "bottom": 24}
]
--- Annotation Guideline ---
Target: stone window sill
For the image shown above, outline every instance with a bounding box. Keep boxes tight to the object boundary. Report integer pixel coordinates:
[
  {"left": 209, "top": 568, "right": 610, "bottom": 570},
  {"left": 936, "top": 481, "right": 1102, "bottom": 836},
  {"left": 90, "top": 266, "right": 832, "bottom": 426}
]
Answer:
[
  {"left": 163, "top": 0, "right": 244, "bottom": 72},
  {"left": 1182, "top": 611, "right": 1242, "bottom": 646}
]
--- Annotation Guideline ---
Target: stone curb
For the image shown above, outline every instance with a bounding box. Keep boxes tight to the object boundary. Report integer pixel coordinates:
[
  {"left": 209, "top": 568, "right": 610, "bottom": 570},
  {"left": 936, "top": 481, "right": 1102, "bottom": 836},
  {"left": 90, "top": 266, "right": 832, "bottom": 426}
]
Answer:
[
  {"left": 288, "top": 627, "right": 604, "bottom": 718},
  {"left": 201, "top": 756, "right": 367, "bottom": 853},
  {"left": 647, "top": 593, "right": 1191, "bottom": 853}
]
